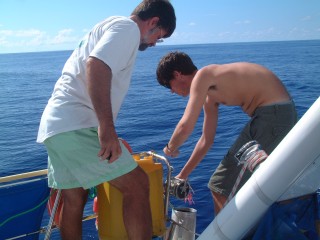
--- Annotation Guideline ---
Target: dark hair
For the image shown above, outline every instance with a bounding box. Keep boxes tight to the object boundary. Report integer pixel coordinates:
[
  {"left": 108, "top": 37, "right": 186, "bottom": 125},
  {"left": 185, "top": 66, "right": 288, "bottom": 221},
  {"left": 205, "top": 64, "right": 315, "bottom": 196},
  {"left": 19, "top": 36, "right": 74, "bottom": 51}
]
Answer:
[
  {"left": 156, "top": 51, "right": 197, "bottom": 88},
  {"left": 131, "top": 0, "right": 176, "bottom": 38}
]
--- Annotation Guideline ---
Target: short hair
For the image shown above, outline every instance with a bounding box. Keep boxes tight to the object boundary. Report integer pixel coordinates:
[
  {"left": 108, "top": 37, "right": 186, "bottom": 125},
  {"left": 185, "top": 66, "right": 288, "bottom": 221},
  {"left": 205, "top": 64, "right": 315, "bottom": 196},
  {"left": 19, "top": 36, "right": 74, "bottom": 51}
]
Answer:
[
  {"left": 131, "top": 0, "right": 176, "bottom": 38},
  {"left": 156, "top": 51, "right": 197, "bottom": 88}
]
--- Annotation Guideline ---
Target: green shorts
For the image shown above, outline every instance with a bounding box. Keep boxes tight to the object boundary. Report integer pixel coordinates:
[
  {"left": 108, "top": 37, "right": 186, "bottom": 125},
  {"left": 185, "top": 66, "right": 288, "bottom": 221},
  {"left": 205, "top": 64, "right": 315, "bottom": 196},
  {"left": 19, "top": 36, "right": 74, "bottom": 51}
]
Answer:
[
  {"left": 44, "top": 128, "right": 137, "bottom": 190},
  {"left": 208, "top": 101, "right": 297, "bottom": 197}
]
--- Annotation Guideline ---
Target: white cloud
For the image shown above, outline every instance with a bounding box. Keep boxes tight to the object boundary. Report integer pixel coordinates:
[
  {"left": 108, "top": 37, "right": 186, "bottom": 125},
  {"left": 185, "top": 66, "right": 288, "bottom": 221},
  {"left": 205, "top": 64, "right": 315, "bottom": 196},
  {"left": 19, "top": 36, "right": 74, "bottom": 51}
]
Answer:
[
  {"left": 16, "top": 29, "right": 45, "bottom": 38},
  {"left": 0, "top": 29, "right": 14, "bottom": 36},
  {"left": 189, "top": 22, "right": 196, "bottom": 27},
  {"left": 27, "top": 31, "right": 47, "bottom": 46},
  {"left": 301, "top": 16, "right": 311, "bottom": 21},
  {"left": 0, "top": 28, "right": 81, "bottom": 53},
  {"left": 0, "top": 29, "right": 47, "bottom": 50},
  {"left": 218, "top": 31, "right": 232, "bottom": 37},
  {"left": 0, "top": 36, "right": 8, "bottom": 45},
  {"left": 50, "top": 29, "right": 78, "bottom": 45},
  {"left": 0, "top": 29, "right": 45, "bottom": 38}
]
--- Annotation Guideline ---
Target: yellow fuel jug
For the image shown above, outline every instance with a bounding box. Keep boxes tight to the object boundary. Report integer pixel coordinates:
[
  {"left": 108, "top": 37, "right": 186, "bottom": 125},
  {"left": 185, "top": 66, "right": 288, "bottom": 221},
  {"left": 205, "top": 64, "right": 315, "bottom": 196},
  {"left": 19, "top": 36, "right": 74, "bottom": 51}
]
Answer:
[{"left": 97, "top": 153, "right": 165, "bottom": 239}]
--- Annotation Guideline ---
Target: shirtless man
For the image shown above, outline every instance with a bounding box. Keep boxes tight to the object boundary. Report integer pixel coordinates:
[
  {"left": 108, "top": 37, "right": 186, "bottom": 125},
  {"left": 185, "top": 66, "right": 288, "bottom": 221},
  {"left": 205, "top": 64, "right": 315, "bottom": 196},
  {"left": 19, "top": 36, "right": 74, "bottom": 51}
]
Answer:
[{"left": 156, "top": 51, "right": 297, "bottom": 215}]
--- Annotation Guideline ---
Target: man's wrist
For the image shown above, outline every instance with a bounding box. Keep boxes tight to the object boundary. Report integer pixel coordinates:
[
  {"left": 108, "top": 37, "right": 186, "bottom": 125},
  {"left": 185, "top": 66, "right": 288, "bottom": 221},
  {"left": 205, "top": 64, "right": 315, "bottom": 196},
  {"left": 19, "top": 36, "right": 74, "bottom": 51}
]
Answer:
[{"left": 166, "top": 143, "right": 174, "bottom": 153}]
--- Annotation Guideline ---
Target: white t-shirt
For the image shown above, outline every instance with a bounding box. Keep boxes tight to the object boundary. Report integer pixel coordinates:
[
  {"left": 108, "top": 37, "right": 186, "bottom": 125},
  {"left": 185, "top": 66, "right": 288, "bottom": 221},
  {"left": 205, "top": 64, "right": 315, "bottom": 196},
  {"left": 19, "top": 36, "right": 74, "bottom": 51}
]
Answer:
[{"left": 37, "top": 16, "right": 140, "bottom": 143}]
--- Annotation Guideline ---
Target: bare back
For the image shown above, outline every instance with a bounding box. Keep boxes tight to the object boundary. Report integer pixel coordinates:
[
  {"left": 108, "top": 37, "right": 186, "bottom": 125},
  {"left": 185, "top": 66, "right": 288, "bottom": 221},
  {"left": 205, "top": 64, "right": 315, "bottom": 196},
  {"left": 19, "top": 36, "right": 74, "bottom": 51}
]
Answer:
[{"left": 198, "top": 62, "right": 291, "bottom": 116}]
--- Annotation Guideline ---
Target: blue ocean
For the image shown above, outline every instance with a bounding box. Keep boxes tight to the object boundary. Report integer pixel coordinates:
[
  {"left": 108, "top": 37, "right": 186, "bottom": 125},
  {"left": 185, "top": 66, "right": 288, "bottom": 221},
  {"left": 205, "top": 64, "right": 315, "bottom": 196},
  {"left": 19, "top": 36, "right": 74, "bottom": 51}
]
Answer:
[{"left": 0, "top": 40, "right": 319, "bottom": 239}]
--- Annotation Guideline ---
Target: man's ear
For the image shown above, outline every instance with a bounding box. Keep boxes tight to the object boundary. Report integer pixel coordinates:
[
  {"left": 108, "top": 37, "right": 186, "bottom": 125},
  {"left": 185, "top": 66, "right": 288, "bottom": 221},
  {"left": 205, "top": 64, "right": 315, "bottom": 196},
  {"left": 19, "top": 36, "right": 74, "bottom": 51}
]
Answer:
[
  {"left": 148, "top": 17, "right": 160, "bottom": 28},
  {"left": 173, "top": 70, "right": 181, "bottom": 79}
]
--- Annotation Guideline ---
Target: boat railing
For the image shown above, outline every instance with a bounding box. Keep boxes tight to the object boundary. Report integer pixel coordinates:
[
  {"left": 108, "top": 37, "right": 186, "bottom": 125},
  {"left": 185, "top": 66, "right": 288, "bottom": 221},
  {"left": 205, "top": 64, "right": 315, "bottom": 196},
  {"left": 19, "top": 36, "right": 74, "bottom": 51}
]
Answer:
[{"left": 0, "top": 169, "right": 48, "bottom": 184}]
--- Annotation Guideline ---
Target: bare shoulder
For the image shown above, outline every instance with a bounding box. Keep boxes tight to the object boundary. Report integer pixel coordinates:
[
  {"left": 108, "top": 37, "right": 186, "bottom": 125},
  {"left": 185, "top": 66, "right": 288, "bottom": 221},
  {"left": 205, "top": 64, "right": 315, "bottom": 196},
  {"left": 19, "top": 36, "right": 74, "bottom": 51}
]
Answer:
[
  {"left": 192, "top": 65, "right": 218, "bottom": 87},
  {"left": 214, "top": 62, "right": 270, "bottom": 72},
  {"left": 196, "top": 63, "right": 255, "bottom": 76},
  {"left": 192, "top": 64, "right": 221, "bottom": 85},
  {"left": 227, "top": 62, "right": 274, "bottom": 74},
  {"left": 207, "top": 62, "right": 278, "bottom": 83},
  {"left": 196, "top": 64, "right": 220, "bottom": 76}
]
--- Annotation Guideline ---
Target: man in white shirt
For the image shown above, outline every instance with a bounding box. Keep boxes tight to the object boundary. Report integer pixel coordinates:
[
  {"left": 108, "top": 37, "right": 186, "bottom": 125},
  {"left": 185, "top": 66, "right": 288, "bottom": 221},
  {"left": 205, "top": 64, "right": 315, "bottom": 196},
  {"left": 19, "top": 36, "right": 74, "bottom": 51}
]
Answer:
[{"left": 37, "top": 1, "right": 176, "bottom": 239}]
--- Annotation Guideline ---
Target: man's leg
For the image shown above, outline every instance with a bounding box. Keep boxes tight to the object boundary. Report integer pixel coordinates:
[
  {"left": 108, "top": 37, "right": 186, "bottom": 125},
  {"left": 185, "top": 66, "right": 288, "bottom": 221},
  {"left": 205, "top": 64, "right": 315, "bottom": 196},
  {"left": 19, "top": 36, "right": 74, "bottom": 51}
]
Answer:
[
  {"left": 109, "top": 166, "right": 152, "bottom": 240},
  {"left": 59, "top": 188, "right": 89, "bottom": 240},
  {"left": 211, "top": 191, "right": 227, "bottom": 216}
]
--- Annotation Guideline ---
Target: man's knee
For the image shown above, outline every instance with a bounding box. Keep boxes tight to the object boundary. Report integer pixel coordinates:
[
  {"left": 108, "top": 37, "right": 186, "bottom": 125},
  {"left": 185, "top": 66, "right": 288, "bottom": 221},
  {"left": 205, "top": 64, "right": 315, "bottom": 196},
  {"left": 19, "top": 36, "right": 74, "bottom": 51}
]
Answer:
[
  {"left": 62, "top": 188, "right": 88, "bottom": 208},
  {"left": 132, "top": 166, "right": 149, "bottom": 187},
  {"left": 211, "top": 191, "right": 227, "bottom": 215},
  {"left": 110, "top": 166, "right": 149, "bottom": 195},
  {"left": 127, "top": 167, "right": 149, "bottom": 195}
]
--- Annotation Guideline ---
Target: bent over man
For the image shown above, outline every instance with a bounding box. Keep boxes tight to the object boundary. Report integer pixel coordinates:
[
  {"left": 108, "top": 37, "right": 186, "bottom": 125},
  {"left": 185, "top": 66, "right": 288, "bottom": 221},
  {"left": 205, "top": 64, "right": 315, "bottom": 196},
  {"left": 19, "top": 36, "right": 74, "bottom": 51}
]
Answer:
[{"left": 156, "top": 51, "right": 297, "bottom": 215}]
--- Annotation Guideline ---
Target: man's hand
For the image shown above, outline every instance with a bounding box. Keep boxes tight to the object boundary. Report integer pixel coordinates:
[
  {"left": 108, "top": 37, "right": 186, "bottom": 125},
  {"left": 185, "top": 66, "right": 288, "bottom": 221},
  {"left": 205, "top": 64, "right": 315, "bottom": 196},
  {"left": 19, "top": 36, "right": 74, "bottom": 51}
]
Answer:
[
  {"left": 98, "top": 126, "right": 122, "bottom": 163},
  {"left": 163, "top": 145, "right": 180, "bottom": 157},
  {"left": 175, "top": 173, "right": 187, "bottom": 180}
]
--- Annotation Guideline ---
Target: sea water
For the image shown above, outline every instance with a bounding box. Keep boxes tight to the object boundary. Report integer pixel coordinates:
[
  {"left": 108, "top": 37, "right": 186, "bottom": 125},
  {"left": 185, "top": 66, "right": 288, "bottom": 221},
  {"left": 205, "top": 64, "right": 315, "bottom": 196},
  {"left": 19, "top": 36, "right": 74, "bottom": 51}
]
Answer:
[{"left": 0, "top": 40, "right": 319, "bottom": 239}]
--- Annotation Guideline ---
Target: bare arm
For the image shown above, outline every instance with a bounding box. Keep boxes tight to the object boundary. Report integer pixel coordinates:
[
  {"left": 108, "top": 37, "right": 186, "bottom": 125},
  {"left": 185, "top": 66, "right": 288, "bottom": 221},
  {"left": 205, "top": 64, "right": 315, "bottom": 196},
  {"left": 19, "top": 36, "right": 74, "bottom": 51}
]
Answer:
[
  {"left": 86, "top": 57, "right": 121, "bottom": 163},
  {"left": 164, "top": 67, "right": 214, "bottom": 156},
  {"left": 176, "top": 100, "right": 218, "bottom": 179}
]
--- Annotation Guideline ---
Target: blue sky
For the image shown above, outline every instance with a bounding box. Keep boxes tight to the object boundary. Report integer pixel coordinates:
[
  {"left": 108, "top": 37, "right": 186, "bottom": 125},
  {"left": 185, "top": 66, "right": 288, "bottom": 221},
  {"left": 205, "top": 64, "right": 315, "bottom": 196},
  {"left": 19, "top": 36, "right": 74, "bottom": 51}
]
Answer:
[{"left": 0, "top": 0, "right": 319, "bottom": 53}]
